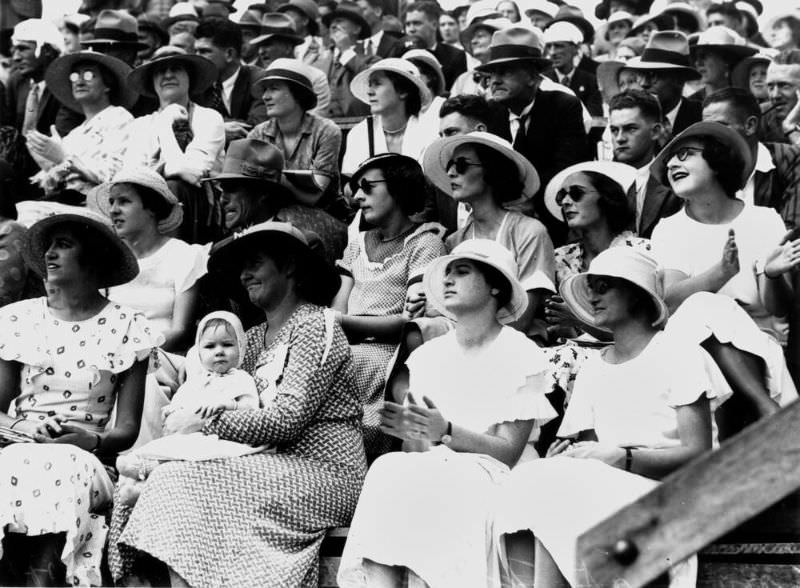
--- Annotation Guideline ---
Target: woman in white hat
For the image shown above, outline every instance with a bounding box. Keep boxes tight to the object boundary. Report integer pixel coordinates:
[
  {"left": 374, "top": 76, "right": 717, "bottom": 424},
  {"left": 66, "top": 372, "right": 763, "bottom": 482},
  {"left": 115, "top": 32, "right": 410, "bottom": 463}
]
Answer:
[
  {"left": 0, "top": 209, "right": 161, "bottom": 586},
  {"left": 338, "top": 239, "right": 556, "bottom": 588},
  {"left": 650, "top": 122, "right": 799, "bottom": 437},
  {"left": 496, "top": 246, "right": 711, "bottom": 588},
  {"left": 688, "top": 26, "right": 757, "bottom": 103},
  {"left": 27, "top": 50, "right": 136, "bottom": 202},
  {"left": 341, "top": 58, "right": 437, "bottom": 176}
]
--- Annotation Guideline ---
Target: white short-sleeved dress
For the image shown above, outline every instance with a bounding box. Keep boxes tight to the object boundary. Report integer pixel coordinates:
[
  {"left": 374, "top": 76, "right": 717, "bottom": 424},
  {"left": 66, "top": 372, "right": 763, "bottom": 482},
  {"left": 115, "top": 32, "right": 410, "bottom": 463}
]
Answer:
[
  {"left": 0, "top": 298, "right": 160, "bottom": 586},
  {"left": 496, "top": 331, "right": 725, "bottom": 587},
  {"left": 337, "top": 327, "right": 557, "bottom": 588}
]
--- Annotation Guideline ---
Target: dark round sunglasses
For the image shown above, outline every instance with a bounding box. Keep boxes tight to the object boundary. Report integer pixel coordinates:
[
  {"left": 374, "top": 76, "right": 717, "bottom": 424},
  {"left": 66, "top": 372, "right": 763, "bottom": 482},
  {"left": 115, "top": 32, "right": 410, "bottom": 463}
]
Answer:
[{"left": 446, "top": 157, "right": 483, "bottom": 175}]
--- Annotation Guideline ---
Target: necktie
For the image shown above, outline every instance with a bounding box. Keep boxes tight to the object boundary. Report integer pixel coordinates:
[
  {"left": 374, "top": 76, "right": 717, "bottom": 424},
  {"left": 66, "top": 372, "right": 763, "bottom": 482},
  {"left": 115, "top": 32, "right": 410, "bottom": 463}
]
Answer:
[
  {"left": 208, "top": 81, "right": 230, "bottom": 118},
  {"left": 512, "top": 113, "right": 527, "bottom": 148},
  {"left": 22, "top": 81, "right": 40, "bottom": 135}
]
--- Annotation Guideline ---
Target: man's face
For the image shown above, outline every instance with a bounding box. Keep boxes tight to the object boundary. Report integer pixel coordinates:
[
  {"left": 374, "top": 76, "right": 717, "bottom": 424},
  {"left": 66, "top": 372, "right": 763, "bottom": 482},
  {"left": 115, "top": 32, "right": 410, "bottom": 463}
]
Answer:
[
  {"left": 330, "top": 17, "right": 361, "bottom": 42},
  {"left": 439, "top": 112, "right": 485, "bottom": 137},
  {"left": 767, "top": 63, "right": 800, "bottom": 121},
  {"left": 608, "top": 106, "right": 658, "bottom": 167},
  {"left": 705, "top": 11, "right": 738, "bottom": 30},
  {"left": 11, "top": 41, "right": 44, "bottom": 78},
  {"left": 405, "top": 10, "right": 436, "bottom": 47},
  {"left": 633, "top": 69, "right": 684, "bottom": 110},
  {"left": 488, "top": 64, "right": 537, "bottom": 106},
  {"left": 702, "top": 100, "right": 755, "bottom": 140},
  {"left": 545, "top": 41, "right": 577, "bottom": 72},
  {"left": 195, "top": 37, "right": 229, "bottom": 75},
  {"left": 257, "top": 38, "right": 295, "bottom": 65}
]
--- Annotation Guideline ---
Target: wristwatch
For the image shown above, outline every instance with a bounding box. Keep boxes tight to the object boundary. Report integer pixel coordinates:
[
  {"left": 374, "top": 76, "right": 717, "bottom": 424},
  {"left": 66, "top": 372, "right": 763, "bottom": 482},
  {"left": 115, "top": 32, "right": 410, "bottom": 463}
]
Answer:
[{"left": 439, "top": 421, "right": 453, "bottom": 445}]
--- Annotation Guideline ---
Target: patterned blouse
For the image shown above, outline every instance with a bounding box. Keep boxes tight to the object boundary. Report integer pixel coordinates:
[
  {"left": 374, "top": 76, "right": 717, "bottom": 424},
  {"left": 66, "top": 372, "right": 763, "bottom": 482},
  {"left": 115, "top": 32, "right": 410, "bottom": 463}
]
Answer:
[{"left": 554, "top": 231, "right": 652, "bottom": 288}]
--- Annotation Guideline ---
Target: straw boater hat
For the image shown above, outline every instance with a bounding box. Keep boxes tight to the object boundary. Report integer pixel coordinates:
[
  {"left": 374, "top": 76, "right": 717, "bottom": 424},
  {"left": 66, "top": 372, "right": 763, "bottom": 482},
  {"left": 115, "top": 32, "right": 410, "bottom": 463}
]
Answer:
[
  {"left": 423, "top": 239, "right": 528, "bottom": 324},
  {"left": 251, "top": 58, "right": 318, "bottom": 110},
  {"left": 249, "top": 13, "right": 304, "bottom": 47},
  {"left": 475, "top": 26, "right": 552, "bottom": 73},
  {"left": 321, "top": 1, "right": 371, "bottom": 40},
  {"left": 650, "top": 121, "right": 754, "bottom": 190},
  {"left": 278, "top": 0, "right": 321, "bottom": 35},
  {"left": 127, "top": 45, "right": 217, "bottom": 98},
  {"left": 91, "top": 167, "right": 184, "bottom": 235},
  {"left": 560, "top": 246, "right": 669, "bottom": 331},
  {"left": 45, "top": 50, "right": 136, "bottom": 112},
  {"left": 402, "top": 49, "right": 446, "bottom": 96},
  {"left": 543, "top": 161, "right": 638, "bottom": 222},
  {"left": 543, "top": 21, "right": 584, "bottom": 45},
  {"left": 423, "top": 131, "right": 540, "bottom": 202},
  {"left": 622, "top": 30, "right": 700, "bottom": 80},
  {"left": 690, "top": 26, "right": 758, "bottom": 61},
  {"left": 22, "top": 208, "right": 139, "bottom": 288},
  {"left": 12, "top": 18, "right": 66, "bottom": 55},
  {"left": 80, "top": 10, "right": 149, "bottom": 50},
  {"left": 207, "top": 221, "right": 340, "bottom": 305},
  {"left": 350, "top": 58, "right": 433, "bottom": 110},
  {"left": 548, "top": 4, "right": 595, "bottom": 45}
]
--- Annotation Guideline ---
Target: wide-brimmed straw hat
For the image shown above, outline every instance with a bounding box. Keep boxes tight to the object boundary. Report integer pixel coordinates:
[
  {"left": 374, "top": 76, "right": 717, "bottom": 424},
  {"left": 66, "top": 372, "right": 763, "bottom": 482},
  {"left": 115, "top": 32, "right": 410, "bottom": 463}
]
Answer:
[
  {"left": 651, "top": 121, "right": 754, "bottom": 190},
  {"left": 23, "top": 208, "right": 139, "bottom": 288},
  {"left": 560, "top": 246, "right": 669, "bottom": 332},
  {"left": 475, "top": 26, "right": 551, "bottom": 73},
  {"left": 521, "top": 0, "right": 559, "bottom": 19},
  {"left": 207, "top": 221, "right": 340, "bottom": 305},
  {"left": 690, "top": 26, "right": 758, "bottom": 61},
  {"left": 91, "top": 167, "right": 183, "bottom": 235},
  {"left": 731, "top": 52, "right": 772, "bottom": 91},
  {"left": 423, "top": 239, "right": 528, "bottom": 324},
  {"left": 251, "top": 58, "right": 317, "bottom": 110},
  {"left": 622, "top": 30, "right": 700, "bottom": 80},
  {"left": 350, "top": 58, "right": 433, "bottom": 110},
  {"left": 402, "top": 49, "right": 446, "bottom": 96},
  {"left": 80, "top": 9, "right": 149, "bottom": 50},
  {"left": 45, "top": 50, "right": 136, "bottom": 113},
  {"left": 322, "top": 1, "right": 370, "bottom": 40},
  {"left": 423, "top": 131, "right": 540, "bottom": 202},
  {"left": 128, "top": 45, "right": 217, "bottom": 97},
  {"left": 249, "top": 13, "right": 304, "bottom": 47},
  {"left": 543, "top": 161, "right": 638, "bottom": 222}
]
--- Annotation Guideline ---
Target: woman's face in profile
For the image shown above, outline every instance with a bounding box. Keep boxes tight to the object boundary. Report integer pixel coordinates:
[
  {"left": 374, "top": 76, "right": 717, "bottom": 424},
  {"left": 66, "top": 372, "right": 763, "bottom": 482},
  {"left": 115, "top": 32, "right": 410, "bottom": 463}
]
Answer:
[
  {"left": 367, "top": 72, "right": 403, "bottom": 115},
  {"left": 262, "top": 80, "right": 300, "bottom": 119},
  {"left": 153, "top": 63, "right": 190, "bottom": 105},
  {"left": 447, "top": 144, "right": 487, "bottom": 203},
  {"left": 587, "top": 274, "right": 634, "bottom": 329},
  {"left": 44, "top": 228, "right": 87, "bottom": 285},
  {"left": 442, "top": 258, "right": 493, "bottom": 316},
  {"left": 557, "top": 172, "right": 603, "bottom": 229},
  {"left": 239, "top": 250, "right": 289, "bottom": 310}
]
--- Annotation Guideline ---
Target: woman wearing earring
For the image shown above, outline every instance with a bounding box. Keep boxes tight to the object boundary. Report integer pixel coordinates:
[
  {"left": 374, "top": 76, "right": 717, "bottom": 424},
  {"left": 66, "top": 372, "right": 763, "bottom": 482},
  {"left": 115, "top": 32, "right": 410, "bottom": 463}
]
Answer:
[
  {"left": 341, "top": 58, "right": 437, "bottom": 176},
  {"left": 333, "top": 154, "right": 445, "bottom": 459},
  {"left": 338, "top": 239, "right": 556, "bottom": 588}
]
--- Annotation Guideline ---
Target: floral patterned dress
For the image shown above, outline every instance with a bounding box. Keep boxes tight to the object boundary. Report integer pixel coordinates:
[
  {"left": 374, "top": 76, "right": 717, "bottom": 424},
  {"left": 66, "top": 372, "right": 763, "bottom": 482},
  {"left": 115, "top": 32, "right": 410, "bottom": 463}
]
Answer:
[
  {"left": 0, "top": 298, "right": 160, "bottom": 586},
  {"left": 109, "top": 304, "right": 367, "bottom": 587}
]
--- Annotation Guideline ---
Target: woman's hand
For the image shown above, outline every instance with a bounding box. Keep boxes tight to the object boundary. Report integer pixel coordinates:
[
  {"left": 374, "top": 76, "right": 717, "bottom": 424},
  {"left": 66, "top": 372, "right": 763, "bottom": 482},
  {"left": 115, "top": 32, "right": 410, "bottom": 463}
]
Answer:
[
  {"left": 159, "top": 103, "right": 189, "bottom": 125},
  {"left": 563, "top": 441, "right": 626, "bottom": 468},
  {"left": 162, "top": 406, "right": 206, "bottom": 435},
  {"left": 720, "top": 229, "right": 740, "bottom": 280},
  {"left": 379, "top": 394, "right": 448, "bottom": 442},
  {"left": 544, "top": 295, "right": 581, "bottom": 330},
  {"left": 33, "top": 414, "right": 66, "bottom": 438},
  {"left": 43, "top": 423, "right": 100, "bottom": 451},
  {"left": 764, "top": 237, "right": 800, "bottom": 279},
  {"left": 404, "top": 284, "right": 427, "bottom": 320},
  {"left": 195, "top": 403, "right": 228, "bottom": 419},
  {"left": 25, "top": 126, "right": 65, "bottom": 164},
  {"left": 545, "top": 438, "right": 574, "bottom": 457}
]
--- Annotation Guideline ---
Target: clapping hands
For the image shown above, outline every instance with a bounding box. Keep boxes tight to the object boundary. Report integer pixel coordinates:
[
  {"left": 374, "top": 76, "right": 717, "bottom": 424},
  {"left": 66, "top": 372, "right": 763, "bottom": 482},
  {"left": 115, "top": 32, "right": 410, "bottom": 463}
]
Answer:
[{"left": 379, "top": 393, "right": 448, "bottom": 442}]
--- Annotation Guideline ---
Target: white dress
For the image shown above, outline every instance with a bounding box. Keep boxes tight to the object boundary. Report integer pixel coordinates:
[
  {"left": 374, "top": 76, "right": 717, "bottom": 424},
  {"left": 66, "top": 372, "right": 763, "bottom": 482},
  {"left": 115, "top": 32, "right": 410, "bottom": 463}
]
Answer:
[
  {"left": 495, "top": 331, "right": 725, "bottom": 587},
  {"left": 337, "top": 327, "right": 557, "bottom": 588}
]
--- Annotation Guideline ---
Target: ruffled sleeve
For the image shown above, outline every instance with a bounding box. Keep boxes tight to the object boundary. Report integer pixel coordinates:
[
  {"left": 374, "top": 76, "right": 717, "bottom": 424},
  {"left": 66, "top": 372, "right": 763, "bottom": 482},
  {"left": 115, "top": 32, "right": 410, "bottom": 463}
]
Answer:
[
  {"left": 99, "top": 308, "right": 165, "bottom": 374},
  {"left": 661, "top": 336, "right": 725, "bottom": 408},
  {"left": 167, "top": 239, "right": 207, "bottom": 294},
  {"left": 0, "top": 298, "right": 49, "bottom": 365}
]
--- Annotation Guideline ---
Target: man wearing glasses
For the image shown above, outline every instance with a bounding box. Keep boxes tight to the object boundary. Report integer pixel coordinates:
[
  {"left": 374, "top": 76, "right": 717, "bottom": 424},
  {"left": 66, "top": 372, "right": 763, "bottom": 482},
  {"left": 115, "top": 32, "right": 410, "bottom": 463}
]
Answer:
[{"left": 622, "top": 30, "right": 703, "bottom": 136}]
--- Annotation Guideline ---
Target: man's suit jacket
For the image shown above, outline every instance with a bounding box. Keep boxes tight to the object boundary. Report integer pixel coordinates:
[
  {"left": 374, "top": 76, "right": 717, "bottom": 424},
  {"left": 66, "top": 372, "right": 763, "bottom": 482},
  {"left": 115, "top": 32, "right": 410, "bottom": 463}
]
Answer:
[
  {"left": 543, "top": 67, "right": 602, "bottom": 116},
  {"left": 430, "top": 42, "right": 467, "bottom": 91},
  {"left": 754, "top": 141, "right": 800, "bottom": 229},
  {"left": 196, "top": 65, "right": 268, "bottom": 127},
  {"left": 358, "top": 32, "right": 397, "bottom": 58},
  {"left": 489, "top": 88, "right": 588, "bottom": 245},
  {"left": 3, "top": 73, "right": 83, "bottom": 138},
  {"left": 627, "top": 174, "right": 682, "bottom": 239},
  {"left": 671, "top": 98, "right": 702, "bottom": 136},
  {"left": 326, "top": 53, "right": 377, "bottom": 118}
]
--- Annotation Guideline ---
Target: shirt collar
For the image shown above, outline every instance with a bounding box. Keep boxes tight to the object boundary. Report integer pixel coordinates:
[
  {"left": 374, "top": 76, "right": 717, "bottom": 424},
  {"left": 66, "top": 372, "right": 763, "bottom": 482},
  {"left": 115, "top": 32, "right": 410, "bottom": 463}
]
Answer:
[
  {"left": 508, "top": 100, "right": 535, "bottom": 123},
  {"left": 755, "top": 141, "right": 775, "bottom": 173},
  {"left": 665, "top": 99, "right": 681, "bottom": 127}
]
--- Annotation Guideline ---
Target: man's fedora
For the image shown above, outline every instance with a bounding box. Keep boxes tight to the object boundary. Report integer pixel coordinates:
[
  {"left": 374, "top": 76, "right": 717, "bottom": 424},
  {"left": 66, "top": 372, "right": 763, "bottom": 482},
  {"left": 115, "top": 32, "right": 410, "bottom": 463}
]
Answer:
[
  {"left": 249, "top": 13, "right": 303, "bottom": 47},
  {"left": 475, "top": 26, "right": 552, "bottom": 73},
  {"left": 203, "top": 138, "right": 295, "bottom": 200},
  {"left": 237, "top": 9, "right": 263, "bottom": 31},
  {"left": 690, "top": 26, "right": 758, "bottom": 61},
  {"left": 80, "top": 10, "right": 148, "bottom": 50},
  {"left": 622, "top": 30, "right": 700, "bottom": 80},
  {"left": 321, "top": 1, "right": 371, "bottom": 40},
  {"left": 278, "top": 0, "right": 320, "bottom": 35}
]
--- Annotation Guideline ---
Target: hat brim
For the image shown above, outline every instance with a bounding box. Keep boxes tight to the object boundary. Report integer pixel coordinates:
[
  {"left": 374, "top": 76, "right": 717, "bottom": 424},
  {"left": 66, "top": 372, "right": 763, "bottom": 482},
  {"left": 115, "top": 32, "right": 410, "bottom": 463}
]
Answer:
[
  {"left": 45, "top": 52, "right": 137, "bottom": 112},
  {"left": 128, "top": 53, "right": 217, "bottom": 98},
  {"left": 250, "top": 72, "right": 317, "bottom": 109},
  {"left": 322, "top": 9, "right": 371, "bottom": 39},
  {"left": 249, "top": 31, "right": 304, "bottom": 47},
  {"left": 277, "top": 3, "right": 320, "bottom": 35},
  {"left": 162, "top": 15, "right": 200, "bottom": 29},
  {"left": 23, "top": 213, "right": 139, "bottom": 288},
  {"left": 91, "top": 175, "right": 183, "bottom": 236},
  {"left": 475, "top": 55, "right": 552, "bottom": 72},
  {"left": 621, "top": 58, "right": 701, "bottom": 80},
  {"left": 203, "top": 173, "right": 296, "bottom": 202},
  {"left": 550, "top": 15, "right": 594, "bottom": 44},
  {"left": 350, "top": 64, "right": 433, "bottom": 110},
  {"left": 422, "top": 251, "right": 528, "bottom": 324},
  {"left": 690, "top": 43, "right": 758, "bottom": 60},
  {"left": 560, "top": 270, "right": 668, "bottom": 333},
  {"left": 81, "top": 38, "right": 150, "bottom": 50},
  {"left": 543, "top": 161, "right": 638, "bottom": 223},
  {"left": 650, "top": 121, "right": 754, "bottom": 190},
  {"left": 208, "top": 226, "right": 340, "bottom": 305},
  {"left": 422, "top": 133, "right": 540, "bottom": 202}
]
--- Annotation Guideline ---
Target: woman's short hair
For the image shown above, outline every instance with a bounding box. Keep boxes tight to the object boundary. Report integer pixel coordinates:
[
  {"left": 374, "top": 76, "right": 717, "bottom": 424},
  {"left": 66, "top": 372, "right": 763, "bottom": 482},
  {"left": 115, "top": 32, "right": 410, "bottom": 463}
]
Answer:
[
  {"left": 384, "top": 70, "right": 422, "bottom": 117},
  {"left": 286, "top": 81, "right": 316, "bottom": 112},
  {"left": 473, "top": 259, "right": 512, "bottom": 311},
  {"left": 618, "top": 278, "right": 662, "bottom": 327},
  {"left": 134, "top": 184, "right": 174, "bottom": 221},
  {"left": 581, "top": 171, "right": 634, "bottom": 234},
  {"left": 44, "top": 221, "right": 119, "bottom": 280},
  {"left": 660, "top": 135, "right": 744, "bottom": 198},
  {"left": 472, "top": 144, "right": 524, "bottom": 205},
  {"left": 378, "top": 157, "right": 429, "bottom": 216}
]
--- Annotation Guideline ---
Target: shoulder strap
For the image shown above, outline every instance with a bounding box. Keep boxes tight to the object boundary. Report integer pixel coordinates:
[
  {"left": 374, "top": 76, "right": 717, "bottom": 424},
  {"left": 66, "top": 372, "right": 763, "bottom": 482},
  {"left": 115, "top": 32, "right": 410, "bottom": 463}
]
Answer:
[{"left": 367, "top": 115, "right": 375, "bottom": 157}]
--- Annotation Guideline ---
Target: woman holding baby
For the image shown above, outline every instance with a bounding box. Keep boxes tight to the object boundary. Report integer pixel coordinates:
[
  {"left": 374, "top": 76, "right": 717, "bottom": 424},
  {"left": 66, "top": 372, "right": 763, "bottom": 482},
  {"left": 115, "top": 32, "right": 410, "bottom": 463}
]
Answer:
[{"left": 108, "top": 221, "right": 367, "bottom": 587}]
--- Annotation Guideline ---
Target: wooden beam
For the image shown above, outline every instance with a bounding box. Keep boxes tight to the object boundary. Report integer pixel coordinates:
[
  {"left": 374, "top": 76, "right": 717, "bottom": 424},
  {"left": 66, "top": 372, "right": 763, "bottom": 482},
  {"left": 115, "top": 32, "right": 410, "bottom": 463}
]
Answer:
[{"left": 576, "top": 400, "right": 800, "bottom": 588}]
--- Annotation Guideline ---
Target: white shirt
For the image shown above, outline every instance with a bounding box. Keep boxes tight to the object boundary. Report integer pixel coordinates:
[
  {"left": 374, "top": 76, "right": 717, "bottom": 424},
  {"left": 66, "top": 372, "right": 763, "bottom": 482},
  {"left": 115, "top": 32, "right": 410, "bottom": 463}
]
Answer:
[
  {"left": 665, "top": 99, "right": 681, "bottom": 130},
  {"left": 365, "top": 30, "right": 383, "bottom": 56},
  {"left": 633, "top": 160, "right": 654, "bottom": 232},
  {"left": 221, "top": 66, "right": 241, "bottom": 114},
  {"left": 509, "top": 100, "right": 535, "bottom": 142},
  {"left": 738, "top": 142, "right": 775, "bottom": 206}
]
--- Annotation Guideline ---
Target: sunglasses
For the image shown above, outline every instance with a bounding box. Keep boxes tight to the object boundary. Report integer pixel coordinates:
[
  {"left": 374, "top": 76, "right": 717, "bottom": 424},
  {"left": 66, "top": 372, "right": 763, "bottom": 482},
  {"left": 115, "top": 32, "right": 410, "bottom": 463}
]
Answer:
[
  {"left": 69, "top": 70, "right": 97, "bottom": 83},
  {"left": 446, "top": 157, "right": 483, "bottom": 175},
  {"left": 355, "top": 178, "right": 387, "bottom": 194},
  {"left": 555, "top": 186, "right": 596, "bottom": 206},
  {"left": 669, "top": 146, "right": 704, "bottom": 162},
  {"left": 587, "top": 276, "right": 619, "bottom": 295}
]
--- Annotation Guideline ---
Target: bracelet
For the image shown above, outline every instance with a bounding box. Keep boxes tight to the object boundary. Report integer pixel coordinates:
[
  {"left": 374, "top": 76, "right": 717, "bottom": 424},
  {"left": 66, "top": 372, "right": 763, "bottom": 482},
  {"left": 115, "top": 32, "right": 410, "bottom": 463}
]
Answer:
[
  {"left": 624, "top": 447, "right": 633, "bottom": 472},
  {"left": 9, "top": 418, "right": 24, "bottom": 430},
  {"left": 90, "top": 432, "right": 102, "bottom": 454}
]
